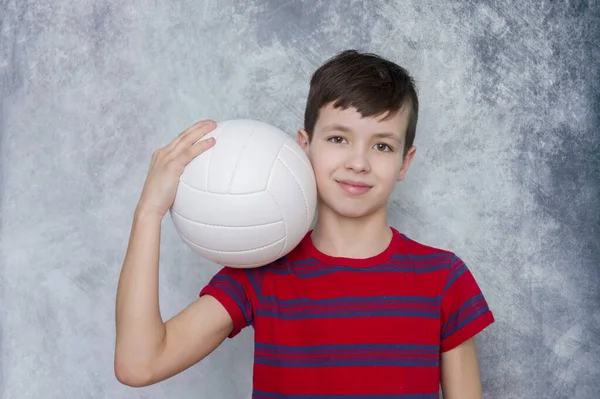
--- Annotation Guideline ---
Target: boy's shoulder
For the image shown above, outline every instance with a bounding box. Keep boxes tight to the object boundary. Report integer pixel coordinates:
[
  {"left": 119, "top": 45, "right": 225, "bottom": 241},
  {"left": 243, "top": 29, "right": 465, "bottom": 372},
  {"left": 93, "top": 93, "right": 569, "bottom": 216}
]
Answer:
[
  {"left": 389, "top": 230, "right": 465, "bottom": 279},
  {"left": 395, "top": 229, "right": 456, "bottom": 257}
]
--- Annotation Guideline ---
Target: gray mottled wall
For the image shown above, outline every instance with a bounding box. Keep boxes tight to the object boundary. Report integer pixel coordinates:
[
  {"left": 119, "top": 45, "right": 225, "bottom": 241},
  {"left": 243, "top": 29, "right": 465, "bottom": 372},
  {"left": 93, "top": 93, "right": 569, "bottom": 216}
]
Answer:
[{"left": 1, "top": 0, "right": 598, "bottom": 398}]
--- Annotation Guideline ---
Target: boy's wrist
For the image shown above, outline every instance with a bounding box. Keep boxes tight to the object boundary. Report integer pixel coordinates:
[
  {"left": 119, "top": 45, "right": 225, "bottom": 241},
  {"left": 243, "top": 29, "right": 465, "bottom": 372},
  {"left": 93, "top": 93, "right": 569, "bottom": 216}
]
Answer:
[{"left": 133, "top": 205, "right": 165, "bottom": 225}]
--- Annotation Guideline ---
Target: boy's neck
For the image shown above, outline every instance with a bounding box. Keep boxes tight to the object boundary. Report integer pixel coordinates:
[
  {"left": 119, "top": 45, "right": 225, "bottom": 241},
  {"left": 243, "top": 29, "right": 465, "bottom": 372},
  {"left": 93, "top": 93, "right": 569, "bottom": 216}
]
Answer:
[{"left": 310, "top": 206, "right": 393, "bottom": 259}]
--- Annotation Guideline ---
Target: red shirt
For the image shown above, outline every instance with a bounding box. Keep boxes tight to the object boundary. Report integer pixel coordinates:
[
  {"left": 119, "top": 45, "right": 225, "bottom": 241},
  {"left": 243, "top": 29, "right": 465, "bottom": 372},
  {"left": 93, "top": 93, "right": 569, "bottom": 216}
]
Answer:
[{"left": 200, "top": 227, "right": 494, "bottom": 398}]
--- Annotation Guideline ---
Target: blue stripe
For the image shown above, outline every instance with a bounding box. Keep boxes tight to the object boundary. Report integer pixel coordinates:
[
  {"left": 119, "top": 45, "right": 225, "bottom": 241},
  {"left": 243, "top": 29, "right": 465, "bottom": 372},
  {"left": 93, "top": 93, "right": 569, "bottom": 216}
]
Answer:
[
  {"left": 255, "top": 358, "right": 439, "bottom": 367},
  {"left": 443, "top": 256, "right": 468, "bottom": 292},
  {"left": 247, "top": 267, "right": 264, "bottom": 297},
  {"left": 443, "top": 295, "right": 482, "bottom": 327},
  {"left": 290, "top": 253, "right": 451, "bottom": 265},
  {"left": 271, "top": 254, "right": 452, "bottom": 278},
  {"left": 442, "top": 307, "right": 490, "bottom": 340},
  {"left": 253, "top": 390, "right": 439, "bottom": 399},
  {"left": 441, "top": 294, "right": 489, "bottom": 339},
  {"left": 255, "top": 295, "right": 441, "bottom": 320},
  {"left": 261, "top": 295, "right": 443, "bottom": 306},
  {"left": 212, "top": 275, "right": 252, "bottom": 324},
  {"left": 255, "top": 342, "right": 440, "bottom": 368}
]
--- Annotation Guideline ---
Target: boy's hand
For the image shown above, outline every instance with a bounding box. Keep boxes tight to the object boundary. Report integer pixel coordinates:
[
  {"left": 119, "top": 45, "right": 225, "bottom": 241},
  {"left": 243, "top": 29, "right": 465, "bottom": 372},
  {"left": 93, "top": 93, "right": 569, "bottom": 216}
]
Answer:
[{"left": 136, "top": 120, "right": 217, "bottom": 219}]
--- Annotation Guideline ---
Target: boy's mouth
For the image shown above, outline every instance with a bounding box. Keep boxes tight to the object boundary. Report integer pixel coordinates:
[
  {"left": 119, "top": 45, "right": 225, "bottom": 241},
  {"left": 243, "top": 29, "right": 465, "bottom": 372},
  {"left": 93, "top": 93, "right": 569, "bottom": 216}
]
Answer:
[{"left": 336, "top": 179, "right": 373, "bottom": 195}]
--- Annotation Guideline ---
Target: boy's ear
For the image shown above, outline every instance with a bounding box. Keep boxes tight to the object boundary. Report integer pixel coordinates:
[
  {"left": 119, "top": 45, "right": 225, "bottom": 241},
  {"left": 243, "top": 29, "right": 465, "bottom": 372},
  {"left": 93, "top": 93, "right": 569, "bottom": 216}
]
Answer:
[
  {"left": 397, "top": 146, "right": 417, "bottom": 182},
  {"left": 296, "top": 129, "right": 310, "bottom": 156}
]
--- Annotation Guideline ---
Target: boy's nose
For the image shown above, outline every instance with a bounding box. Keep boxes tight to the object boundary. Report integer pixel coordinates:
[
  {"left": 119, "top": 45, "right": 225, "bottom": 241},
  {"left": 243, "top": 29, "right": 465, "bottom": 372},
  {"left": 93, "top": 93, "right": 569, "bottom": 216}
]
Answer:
[{"left": 344, "top": 149, "right": 370, "bottom": 173}]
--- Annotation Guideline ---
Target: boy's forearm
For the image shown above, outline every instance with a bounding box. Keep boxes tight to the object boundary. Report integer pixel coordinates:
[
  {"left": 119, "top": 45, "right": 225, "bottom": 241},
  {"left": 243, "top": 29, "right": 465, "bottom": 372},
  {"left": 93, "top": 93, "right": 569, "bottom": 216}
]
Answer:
[{"left": 115, "top": 207, "right": 166, "bottom": 371}]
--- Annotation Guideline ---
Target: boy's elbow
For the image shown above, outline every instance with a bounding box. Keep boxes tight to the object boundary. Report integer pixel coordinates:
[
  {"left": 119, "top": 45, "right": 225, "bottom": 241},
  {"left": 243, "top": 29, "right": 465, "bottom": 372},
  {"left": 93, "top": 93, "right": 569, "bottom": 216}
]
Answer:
[{"left": 114, "top": 357, "right": 153, "bottom": 387}]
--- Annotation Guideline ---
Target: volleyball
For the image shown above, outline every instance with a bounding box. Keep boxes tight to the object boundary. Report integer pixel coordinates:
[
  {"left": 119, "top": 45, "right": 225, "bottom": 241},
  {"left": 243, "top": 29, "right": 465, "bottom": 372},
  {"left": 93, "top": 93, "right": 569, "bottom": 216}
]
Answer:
[{"left": 169, "top": 119, "right": 317, "bottom": 268}]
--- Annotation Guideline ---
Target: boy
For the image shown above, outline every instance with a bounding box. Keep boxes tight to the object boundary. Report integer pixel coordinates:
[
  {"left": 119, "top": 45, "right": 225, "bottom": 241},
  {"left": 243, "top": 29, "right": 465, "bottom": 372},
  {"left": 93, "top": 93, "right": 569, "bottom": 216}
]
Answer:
[{"left": 115, "top": 49, "right": 494, "bottom": 398}]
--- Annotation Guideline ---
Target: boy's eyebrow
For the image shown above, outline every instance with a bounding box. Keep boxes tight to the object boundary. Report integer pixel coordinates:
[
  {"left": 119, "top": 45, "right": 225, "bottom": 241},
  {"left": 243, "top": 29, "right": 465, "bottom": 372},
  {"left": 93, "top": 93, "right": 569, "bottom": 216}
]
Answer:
[{"left": 321, "top": 124, "right": 401, "bottom": 141}]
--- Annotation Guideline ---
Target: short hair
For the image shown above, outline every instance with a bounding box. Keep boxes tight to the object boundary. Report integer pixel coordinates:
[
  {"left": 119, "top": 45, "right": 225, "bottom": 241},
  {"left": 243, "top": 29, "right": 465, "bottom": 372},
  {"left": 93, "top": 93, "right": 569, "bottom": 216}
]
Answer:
[{"left": 303, "top": 49, "right": 419, "bottom": 156}]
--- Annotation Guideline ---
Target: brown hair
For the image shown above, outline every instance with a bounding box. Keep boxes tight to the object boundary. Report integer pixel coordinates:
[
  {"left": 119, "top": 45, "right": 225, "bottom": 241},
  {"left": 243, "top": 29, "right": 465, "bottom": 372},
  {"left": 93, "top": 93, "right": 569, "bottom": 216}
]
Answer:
[{"left": 303, "top": 49, "right": 419, "bottom": 156}]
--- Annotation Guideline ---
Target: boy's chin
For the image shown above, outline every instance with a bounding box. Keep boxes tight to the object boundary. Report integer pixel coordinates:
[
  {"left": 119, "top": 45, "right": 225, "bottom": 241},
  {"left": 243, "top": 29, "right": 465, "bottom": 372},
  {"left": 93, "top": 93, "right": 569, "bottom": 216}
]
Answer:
[{"left": 322, "top": 201, "right": 383, "bottom": 220}]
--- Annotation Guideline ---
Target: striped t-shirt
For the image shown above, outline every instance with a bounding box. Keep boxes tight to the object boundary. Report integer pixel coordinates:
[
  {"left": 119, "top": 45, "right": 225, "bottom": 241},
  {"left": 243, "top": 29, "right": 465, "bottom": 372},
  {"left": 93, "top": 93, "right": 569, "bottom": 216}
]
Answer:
[{"left": 200, "top": 227, "right": 494, "bottom": 398}]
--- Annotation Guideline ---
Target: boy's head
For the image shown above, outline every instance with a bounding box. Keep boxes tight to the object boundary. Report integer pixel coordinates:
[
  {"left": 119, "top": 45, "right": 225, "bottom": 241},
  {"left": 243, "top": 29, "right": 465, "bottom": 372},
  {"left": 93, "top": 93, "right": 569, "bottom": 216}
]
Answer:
[
  {"left": 302, "top": 49, "right": 419, "bottom": 158},
  {"left": 297, "top": 50, "right": 419, "bottom": 219}
]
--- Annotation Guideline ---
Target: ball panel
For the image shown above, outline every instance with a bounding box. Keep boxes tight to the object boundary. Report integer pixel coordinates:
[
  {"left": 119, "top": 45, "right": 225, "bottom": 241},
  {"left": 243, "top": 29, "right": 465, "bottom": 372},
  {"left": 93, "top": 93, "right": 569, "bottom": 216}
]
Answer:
[
  {"left": 171, "top": 181, "right": 282, "bottom": 227},
  {"left": 279, "top": 142, "right": 318, "bottom": 221},
  {"left": 180, "top": 144, "right": 212, "bottom": 193},
  {"left": 205, "top": 120, "right": 258, "bottom": 194},
  {"left": 267, "top": 156, "right": 315, "bottom": 254},
  {"left": 179, "top": 234, "right": 285, "bottom": 268},
  {"left": 227, "top": 122, "right": 289, "bottom": 194},
  {"left": 283, "top": 139, "right": 313, "bottom": 176},
  {"left": 170, "top": 211, "right": 285, "bottom": 251}
]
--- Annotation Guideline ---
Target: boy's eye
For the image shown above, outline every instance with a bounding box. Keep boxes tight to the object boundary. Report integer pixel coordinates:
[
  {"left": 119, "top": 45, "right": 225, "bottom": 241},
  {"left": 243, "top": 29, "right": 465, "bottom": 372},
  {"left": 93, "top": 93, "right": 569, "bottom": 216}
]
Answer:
[
  {"left": 327, "top": 136, "right": 346, "bottom": 144},
  {"left": 374, "top": 143, "right": 393, "bottom": 152}
]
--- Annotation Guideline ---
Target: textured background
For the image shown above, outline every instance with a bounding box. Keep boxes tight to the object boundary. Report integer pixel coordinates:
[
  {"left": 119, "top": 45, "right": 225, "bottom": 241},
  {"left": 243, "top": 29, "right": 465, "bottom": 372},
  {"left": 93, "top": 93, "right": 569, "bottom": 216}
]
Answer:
[{"left": 1, "top": 0, "right": 599, "bottom": 398}]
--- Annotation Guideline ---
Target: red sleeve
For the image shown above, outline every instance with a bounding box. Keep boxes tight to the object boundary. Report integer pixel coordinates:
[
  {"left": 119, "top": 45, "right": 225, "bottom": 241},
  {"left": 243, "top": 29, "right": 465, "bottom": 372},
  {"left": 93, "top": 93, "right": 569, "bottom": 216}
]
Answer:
[
  {"left": 200, "top": 266, "right": 255, "bottom": 338},
  {"left": 440, "top": 254, "right": 494, "bottom": 352}
]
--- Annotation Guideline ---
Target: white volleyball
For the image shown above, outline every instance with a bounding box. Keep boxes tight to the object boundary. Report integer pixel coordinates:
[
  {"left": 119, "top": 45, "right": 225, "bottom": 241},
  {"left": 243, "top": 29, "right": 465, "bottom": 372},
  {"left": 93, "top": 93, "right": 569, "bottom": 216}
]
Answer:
[{"left": 169, "top": 119, "right": 317, "bottom": 268}]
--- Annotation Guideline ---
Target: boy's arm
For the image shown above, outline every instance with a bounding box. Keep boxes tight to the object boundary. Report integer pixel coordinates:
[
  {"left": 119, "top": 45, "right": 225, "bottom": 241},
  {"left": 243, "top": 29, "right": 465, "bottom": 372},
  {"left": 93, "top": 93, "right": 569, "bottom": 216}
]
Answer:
[
  {"left": 440, "top": 338, "right": 482, "bottom": 399},
  {"left": 114, "top": 120, "right": 231, "bottom": 387},
  {"left": 439, "top": 254, "right": 494, "bottom": 399},
  {"left": 114, "top": 209, "right": 234, "bottom": 387}
]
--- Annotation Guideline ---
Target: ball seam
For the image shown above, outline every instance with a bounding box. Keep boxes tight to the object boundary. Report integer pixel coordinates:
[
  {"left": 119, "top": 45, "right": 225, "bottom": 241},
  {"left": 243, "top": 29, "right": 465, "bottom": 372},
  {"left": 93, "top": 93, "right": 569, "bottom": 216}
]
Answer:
[
  {"left": 226, "top": 121, "right": 258, "bottom": 194},
  {"left": 179, "top": 233, "right": 286, "bottom": 253},
  {"left": 277, "top": 151, "right": 310, "bottom": 230},
  {"left": 171, "top": 208, "right": 283, "bottom": 228}
]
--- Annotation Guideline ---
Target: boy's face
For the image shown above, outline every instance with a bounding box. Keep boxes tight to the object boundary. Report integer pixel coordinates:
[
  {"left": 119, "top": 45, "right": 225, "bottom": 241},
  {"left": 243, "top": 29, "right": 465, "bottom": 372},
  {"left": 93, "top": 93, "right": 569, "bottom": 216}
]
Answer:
[{"left": 297, "top": 102, "right": 416, "bottom": 219}]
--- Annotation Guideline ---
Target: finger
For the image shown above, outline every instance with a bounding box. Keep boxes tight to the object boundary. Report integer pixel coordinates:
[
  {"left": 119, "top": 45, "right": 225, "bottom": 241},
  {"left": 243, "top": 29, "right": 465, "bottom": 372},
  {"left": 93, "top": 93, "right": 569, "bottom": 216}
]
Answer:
[
  {"left": 171, "top": 121, "right": 217, "bottom": 157},
  {"left": 173, "top": 137, "right": 216, "bottom": 168},
  {"left": 187, "top": 137, "right": 216, "bottom": 159},
  {"left": 166, "top": 120, "right": 216, "bottom": 152}
]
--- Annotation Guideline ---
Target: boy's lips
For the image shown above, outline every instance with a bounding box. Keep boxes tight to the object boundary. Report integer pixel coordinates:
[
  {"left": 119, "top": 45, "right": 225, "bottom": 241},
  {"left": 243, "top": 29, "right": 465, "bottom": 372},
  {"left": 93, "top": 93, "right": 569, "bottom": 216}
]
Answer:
[{"left": 336, "top": 179, "right": 373, "bottom": 195}]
